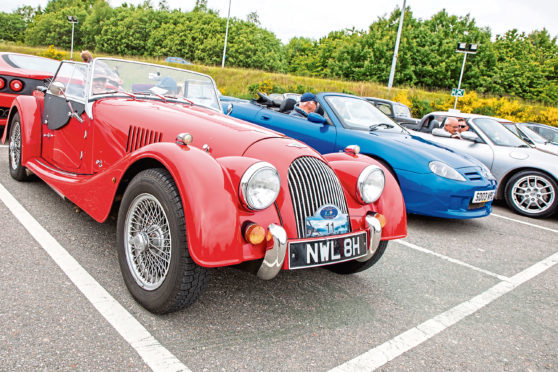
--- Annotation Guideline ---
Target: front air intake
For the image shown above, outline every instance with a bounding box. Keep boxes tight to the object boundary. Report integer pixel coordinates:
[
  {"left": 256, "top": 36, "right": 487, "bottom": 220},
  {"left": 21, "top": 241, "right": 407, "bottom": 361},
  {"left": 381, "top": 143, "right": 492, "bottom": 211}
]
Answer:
[
  {"left": 287, "top": 156, "right": 349, "bottom": 238},
  {"left": 126, "top": 126, "right": 162, "bottom": 152}
]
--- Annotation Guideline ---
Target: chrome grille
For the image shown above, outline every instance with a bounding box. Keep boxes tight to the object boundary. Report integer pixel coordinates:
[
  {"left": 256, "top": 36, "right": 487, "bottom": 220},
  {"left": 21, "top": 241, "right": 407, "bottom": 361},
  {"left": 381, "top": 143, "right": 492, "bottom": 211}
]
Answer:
[{"left": 288, "top": 156, "right": 349, "bottom": 238}]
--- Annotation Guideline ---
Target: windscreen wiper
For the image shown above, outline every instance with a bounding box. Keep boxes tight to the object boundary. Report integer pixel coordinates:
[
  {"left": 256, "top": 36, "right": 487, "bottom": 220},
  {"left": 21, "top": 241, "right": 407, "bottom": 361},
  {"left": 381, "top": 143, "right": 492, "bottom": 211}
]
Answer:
[{"left": 369, "top": 123, "right": 395, "bottom": 131}]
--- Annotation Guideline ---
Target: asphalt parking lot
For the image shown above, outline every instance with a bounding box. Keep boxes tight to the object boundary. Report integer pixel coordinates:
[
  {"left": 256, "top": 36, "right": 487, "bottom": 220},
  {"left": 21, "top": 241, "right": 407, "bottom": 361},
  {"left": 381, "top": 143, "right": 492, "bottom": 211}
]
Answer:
[{"left": 0, "top": 144, "right": 556, "bottom": 371}]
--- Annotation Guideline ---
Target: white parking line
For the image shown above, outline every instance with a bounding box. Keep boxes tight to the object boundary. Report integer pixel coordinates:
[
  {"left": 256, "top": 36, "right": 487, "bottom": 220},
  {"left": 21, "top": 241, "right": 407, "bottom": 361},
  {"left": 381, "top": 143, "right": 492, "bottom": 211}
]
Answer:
[
  {"left": 331, "top": 250, "right": 558, "bottom": 371},
  {"left": 395, "top": 239, "right": 509, "bottom": 281},
  {"left": 491, "top": 213, "right": 558, "bottom": 233},
  {"left": 0, "top": 183, "right": 190, "bottom": 372},
  {"left": 0, "top": 144, "right": 7, "bottom": 148}
]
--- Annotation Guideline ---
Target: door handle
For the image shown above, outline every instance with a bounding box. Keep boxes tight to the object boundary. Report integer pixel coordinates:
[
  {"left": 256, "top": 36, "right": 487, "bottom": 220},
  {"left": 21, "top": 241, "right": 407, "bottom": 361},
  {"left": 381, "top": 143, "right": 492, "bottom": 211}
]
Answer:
[{"left": 260, "top": 115, "right": 270, "bottom": 121}]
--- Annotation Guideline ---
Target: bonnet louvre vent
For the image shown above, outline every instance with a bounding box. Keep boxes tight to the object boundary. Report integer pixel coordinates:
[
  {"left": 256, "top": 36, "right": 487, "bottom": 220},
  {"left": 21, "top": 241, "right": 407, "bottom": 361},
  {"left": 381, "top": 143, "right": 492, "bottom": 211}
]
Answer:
[{"left": 126, "top": 126, "right": 162, "bottom": 153}]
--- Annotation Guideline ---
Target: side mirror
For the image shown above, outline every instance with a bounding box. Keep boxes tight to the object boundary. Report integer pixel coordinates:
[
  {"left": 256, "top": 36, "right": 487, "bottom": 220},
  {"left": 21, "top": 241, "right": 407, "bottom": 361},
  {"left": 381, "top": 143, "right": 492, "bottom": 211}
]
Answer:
[
  {"left": 307, "top": 112, "right": 326, "bottom": 124},
  {"left": 461, "top": 131, "right": 481, "bottom": 142},
  {"left": 226, "top": 103, "right": 233, "bottom": 116},
  {"left": 49, "top": 81, "right": 65, "bottom": 95}
]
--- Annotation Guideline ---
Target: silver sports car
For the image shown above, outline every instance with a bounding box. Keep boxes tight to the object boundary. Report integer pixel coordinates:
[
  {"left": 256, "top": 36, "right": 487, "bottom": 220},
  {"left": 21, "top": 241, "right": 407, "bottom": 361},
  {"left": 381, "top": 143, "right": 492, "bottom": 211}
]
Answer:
[{"left": 409, "top": 111, "right": 558, "bottom": 218}]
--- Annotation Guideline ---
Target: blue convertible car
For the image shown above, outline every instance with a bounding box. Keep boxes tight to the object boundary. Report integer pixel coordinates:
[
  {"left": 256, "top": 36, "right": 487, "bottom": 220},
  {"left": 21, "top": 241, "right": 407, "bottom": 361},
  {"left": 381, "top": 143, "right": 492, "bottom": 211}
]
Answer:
[{"left": 224, "top": 92, "right": 498, "bottom": 219}]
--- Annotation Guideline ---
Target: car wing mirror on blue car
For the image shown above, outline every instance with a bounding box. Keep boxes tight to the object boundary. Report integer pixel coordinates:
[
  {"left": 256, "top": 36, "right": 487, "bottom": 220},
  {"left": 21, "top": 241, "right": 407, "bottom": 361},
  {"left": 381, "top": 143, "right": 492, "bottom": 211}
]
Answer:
[
  {"left": 226, "top": 103, "right": 233, "bottom": 115},
  {"left": 307, "top": 112, "right": 327, "bottom": 124}
]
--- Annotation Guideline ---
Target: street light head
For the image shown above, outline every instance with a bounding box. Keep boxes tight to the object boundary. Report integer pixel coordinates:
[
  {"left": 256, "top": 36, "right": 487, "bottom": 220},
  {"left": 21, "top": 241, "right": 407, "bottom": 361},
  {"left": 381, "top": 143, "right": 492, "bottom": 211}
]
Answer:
[
  {"left": 457, "top": 42, "right": 467, "bottom": 51},
  {"left": 67, "top": 15, "right": 78, "bottom": 23},
  {"left": 469, "top": 43, "right": 478, "bottom": 52}
]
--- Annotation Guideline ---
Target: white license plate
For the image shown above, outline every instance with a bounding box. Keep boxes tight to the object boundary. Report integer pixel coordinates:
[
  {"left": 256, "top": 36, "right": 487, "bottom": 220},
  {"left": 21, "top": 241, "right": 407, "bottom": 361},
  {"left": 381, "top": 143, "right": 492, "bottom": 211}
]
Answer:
[
  {"left": 288, "top": 231, "right": 367, "bottom": 269},
  {"left": 472, "top": 190, "right": 495, "bottom": 203}
]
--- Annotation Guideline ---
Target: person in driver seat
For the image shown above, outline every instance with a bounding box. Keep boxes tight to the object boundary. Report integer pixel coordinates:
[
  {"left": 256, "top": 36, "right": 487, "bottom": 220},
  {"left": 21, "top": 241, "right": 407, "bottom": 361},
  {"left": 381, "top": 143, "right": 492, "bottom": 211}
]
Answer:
[
  {"left": 290, "top": 92, "right": 318, "bottom": 118},
  {"left": 150, "top": 77, "right": 179, "bottom": 96}
]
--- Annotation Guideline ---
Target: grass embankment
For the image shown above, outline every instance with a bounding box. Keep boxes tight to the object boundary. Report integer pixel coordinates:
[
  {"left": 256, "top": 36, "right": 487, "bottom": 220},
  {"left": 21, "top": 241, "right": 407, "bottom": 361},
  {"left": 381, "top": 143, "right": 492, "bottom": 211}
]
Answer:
[{"left": 2, "top": 42, "right": 557, "bottom": 126}]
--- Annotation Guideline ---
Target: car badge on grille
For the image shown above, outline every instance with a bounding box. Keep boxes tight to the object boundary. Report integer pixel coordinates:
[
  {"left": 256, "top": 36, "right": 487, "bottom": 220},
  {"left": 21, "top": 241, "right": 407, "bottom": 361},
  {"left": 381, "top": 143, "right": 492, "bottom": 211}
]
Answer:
[
  {"left": 320, "top": 206, "right": 338, "bottom": 219},
  {"left": 287, "top": 142, "right": 306, "bottom": 148}
]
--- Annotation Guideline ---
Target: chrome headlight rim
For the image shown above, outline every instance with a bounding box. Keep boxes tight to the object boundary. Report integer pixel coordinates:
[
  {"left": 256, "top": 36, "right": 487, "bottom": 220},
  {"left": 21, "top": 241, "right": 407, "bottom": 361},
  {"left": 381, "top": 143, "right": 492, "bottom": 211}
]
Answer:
[
  {"left": 357, "top": 165, "right": 385, "bottom": 204},
  {"left": 239, "top": 162, "right": 281, "bottom": 211},
  {"left": 429, "top": 161, "right": 466, "bottom": 182}
]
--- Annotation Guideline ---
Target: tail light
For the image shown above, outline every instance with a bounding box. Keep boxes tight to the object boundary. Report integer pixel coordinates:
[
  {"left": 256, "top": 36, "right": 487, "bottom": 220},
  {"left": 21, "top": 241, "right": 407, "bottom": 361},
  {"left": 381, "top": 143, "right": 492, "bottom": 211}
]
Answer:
[
  {"left": 10, "top": 79, "right": 23, "bottom": 92},
  {"left": 0, "top": 78, "right": 5, "bottom": 90}
]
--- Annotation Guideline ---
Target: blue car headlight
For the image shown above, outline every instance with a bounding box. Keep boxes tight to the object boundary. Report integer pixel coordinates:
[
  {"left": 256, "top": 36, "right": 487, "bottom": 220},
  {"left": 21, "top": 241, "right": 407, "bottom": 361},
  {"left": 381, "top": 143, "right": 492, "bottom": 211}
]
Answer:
[
  {"left": 429, "top": 161, "right": 466, "bottom": 182},
  {"left": 357, "top": 165, "right": 385, "bottom": 203}
]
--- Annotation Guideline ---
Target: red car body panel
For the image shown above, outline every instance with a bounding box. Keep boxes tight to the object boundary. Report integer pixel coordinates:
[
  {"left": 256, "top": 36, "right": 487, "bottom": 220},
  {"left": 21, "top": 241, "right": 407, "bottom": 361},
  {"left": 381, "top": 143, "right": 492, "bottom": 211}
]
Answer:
[{"left": 4, "top": 66, "right": 407, "bottom": 269}]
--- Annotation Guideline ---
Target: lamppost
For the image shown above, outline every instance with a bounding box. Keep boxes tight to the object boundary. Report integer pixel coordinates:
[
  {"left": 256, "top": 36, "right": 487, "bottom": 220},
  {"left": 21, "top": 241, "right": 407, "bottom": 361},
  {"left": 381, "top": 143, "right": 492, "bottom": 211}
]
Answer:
[
  {"left": 453, "top": 42, "right": 477, "bottom": 109},
  {"left": 67, "top": 15, "right": 78, "bottom": 60},
  {"left": 221, "top": 0, "right": 231, "bottom": 68},
  {"left": 387, "top": 0, "right": 406, "bottom": 89}
]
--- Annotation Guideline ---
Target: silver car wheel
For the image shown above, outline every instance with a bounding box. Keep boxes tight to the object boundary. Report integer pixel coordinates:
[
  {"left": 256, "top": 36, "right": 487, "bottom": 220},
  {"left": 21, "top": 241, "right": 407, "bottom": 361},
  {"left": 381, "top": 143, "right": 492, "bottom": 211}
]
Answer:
[
  {"left": 9, "top": 120, "right": 21, "bottom": 171},
  {"left": 124, "top": 193, "right": 171, "bottom": 291},
  {"left": 511, "top": 175, "right": 555, "bottom": 214}
]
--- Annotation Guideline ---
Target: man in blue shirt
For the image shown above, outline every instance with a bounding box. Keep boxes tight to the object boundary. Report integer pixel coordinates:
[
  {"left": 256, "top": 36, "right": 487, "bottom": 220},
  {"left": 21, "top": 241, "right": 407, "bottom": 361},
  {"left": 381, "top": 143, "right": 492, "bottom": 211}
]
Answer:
[{"left": 290, "top": 92, "right": 318, "bottom": 118}]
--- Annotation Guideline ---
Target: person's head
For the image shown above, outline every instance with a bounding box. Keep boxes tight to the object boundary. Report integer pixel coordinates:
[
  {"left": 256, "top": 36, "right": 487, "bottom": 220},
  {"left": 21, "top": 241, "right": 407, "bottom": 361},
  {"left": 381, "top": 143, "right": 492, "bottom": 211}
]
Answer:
[
  {"left": 299, "top": 92, "right": 317, "bottom": 114},
  {"left": 457, "top": 118, "right": 469, "bottom": 133},
  {"left": 444, "top": 117, "right": 460, "bottom": 134},
  {"left": 81, "top": 50, "right": 93, "bottom": 63}
]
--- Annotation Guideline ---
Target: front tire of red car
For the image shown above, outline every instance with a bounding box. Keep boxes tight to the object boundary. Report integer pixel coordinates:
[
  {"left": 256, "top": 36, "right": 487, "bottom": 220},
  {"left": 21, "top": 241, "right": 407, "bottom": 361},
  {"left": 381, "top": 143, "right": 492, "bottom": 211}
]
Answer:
[
  {"left": 117, "top": 168, "right": 208, "bottom": 314},
  {"left": 326, "top": 241, "right": 388, "bottom": 274},
  {"left": 8, "top": 113, "right": 31, "bottom": 181}
]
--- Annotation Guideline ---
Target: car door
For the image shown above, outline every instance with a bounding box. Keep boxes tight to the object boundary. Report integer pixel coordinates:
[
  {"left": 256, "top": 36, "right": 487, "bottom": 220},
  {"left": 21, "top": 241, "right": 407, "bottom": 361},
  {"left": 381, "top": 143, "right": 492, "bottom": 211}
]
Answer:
[
  {"left": 42, "top": 61, "right": 91, "bottom": 173},
  {"left": 255, "top": 108, "right": 337, "bottom": 154}
]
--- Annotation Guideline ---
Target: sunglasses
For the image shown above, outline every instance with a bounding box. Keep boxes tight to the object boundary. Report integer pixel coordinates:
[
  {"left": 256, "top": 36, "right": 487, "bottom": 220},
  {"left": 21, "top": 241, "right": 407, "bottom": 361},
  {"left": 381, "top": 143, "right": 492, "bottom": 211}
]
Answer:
[{"left": 459, "top": 124, "right": 467, "bottom": 128}]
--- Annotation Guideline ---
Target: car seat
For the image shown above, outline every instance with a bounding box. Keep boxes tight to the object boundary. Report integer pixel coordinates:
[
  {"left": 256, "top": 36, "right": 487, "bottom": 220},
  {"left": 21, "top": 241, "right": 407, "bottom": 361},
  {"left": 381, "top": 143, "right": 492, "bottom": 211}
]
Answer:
[{"left": 279, "top": 98, "right": 297, "bottom": 113}]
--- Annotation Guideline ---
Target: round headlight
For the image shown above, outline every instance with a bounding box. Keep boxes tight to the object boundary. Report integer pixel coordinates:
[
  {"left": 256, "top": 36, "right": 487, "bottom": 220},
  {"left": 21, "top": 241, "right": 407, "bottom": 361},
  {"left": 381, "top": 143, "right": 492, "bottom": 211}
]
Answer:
[
  {"left": 240, "top": 162, "right": 280, "bottom": 210},
  {"left": 357, "top": 165, "right": 385, "bottom": 204},
  {"left": 429, "top": 161, "right": 466, "bottom": 181}
]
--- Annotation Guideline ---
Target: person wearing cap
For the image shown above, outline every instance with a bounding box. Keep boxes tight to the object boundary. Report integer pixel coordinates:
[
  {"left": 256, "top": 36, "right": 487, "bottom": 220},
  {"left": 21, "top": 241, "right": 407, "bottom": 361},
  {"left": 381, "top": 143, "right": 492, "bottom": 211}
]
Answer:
[{"left": 290, "top": 92, "right": 318, "bottom": 118}]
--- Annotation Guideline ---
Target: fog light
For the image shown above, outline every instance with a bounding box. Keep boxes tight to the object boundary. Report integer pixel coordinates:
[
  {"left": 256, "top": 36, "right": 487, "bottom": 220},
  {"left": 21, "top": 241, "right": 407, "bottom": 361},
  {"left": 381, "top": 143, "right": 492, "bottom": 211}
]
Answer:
[
  {"left": 244, "top": 223, "right": 266, "bottom": 245},
  {"left": 374, "top": 213, "right": 386, "bottom": 228}
]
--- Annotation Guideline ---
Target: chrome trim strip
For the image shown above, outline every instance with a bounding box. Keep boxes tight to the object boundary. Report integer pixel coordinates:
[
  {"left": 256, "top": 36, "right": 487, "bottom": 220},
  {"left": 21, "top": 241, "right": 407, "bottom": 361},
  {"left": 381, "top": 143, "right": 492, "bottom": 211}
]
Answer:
[
  {"left": 257, "top": 224, "right": 287, "bottom": 280},
  {"left": 357, "top": 214, "right": 382, "bottom": 262}
]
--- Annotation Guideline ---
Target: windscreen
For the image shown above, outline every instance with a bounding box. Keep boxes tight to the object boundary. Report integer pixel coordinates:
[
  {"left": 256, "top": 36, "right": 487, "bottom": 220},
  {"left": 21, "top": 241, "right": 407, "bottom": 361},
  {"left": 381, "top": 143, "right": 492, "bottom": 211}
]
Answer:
[
  {"left": 473, "top": 118, "right": 528, "bottom": 147},
  {"left": 90, "top": 58, "right": 221, "bottom": 111},
  {"left": 325, "top": 95, "right": 404, "bottom": 133}
]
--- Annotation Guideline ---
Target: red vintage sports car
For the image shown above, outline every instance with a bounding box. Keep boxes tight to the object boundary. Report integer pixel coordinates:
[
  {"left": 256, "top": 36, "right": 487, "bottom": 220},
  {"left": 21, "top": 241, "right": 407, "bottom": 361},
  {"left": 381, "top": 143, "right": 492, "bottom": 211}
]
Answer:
[
  {"left": 3, "top": 58, "right": 407, "bottom": 313},
  {"left": 0, "top": 52, "right": 60, "bottom": 127}
]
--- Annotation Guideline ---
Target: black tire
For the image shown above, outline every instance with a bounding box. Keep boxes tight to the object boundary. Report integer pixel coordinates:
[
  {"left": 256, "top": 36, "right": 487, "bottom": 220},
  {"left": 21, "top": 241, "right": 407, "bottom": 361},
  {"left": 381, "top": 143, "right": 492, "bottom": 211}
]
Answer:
[
  {"left": 504, "top": 170, "right": 558, "bottom": 218},
  {"left": 8, "top": 113, "right": 31, "bottom": 181},
  {"left": 326, "top": 241, "right": 388, "bottom": 274},
  {"left": 117, "top": 168, "right": 208, "bottom": 313}
]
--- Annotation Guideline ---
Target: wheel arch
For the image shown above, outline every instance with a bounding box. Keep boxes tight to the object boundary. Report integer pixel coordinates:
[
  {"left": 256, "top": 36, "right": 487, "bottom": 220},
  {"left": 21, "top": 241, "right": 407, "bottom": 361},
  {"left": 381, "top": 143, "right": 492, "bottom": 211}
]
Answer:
[
  {"left": 113, "top": 145, "right": 244, "bottom": 267},
  {"left": 363, "top": 153, "right": 400, "bottom": 185},
  {"left": 497, "top": 166, "right": 558, "bottom": 200}
]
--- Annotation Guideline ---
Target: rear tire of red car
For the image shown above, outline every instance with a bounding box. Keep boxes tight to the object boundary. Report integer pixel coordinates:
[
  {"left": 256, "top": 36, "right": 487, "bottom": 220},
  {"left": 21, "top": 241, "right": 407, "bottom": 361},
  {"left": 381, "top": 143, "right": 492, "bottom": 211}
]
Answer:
[
  {"left": 326, "top": 241, "right": 388, "bottom": 274},
  {"left": 504, "top": 170, "right": 558, "bottom": 218},
  {"left": 8, "top": 113, "right": 31, "bottom": 181},
  {"left": 117, "top": 168, "right": 208, "bottom": 313}
]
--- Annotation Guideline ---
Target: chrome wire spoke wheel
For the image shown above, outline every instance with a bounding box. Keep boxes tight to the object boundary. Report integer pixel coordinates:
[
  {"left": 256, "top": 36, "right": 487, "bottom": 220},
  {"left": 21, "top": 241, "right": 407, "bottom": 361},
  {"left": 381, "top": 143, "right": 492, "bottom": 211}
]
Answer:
[
  {"left": 511, "top": 175, "right": 555, "bottom": 214},
  {"left": 9, "top": 120, "right": 21, "bottom": 171},
  {"left": 124, "top": 193, "right": 171, "bottom": 290}
]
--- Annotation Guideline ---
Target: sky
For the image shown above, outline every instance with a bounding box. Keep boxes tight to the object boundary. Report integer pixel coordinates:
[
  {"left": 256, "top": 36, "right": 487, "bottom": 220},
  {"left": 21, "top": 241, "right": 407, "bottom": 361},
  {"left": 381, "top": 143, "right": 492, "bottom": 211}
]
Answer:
[{"left": 1, "top": 0, "right": 557, "bottom": 44}]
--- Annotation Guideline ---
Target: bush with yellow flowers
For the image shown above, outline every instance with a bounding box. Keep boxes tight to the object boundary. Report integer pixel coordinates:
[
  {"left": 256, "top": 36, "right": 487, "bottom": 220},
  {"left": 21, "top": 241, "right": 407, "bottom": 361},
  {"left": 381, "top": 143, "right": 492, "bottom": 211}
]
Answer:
[{"left": 39, "top": 45, "right": 65, "bottom": 60}]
